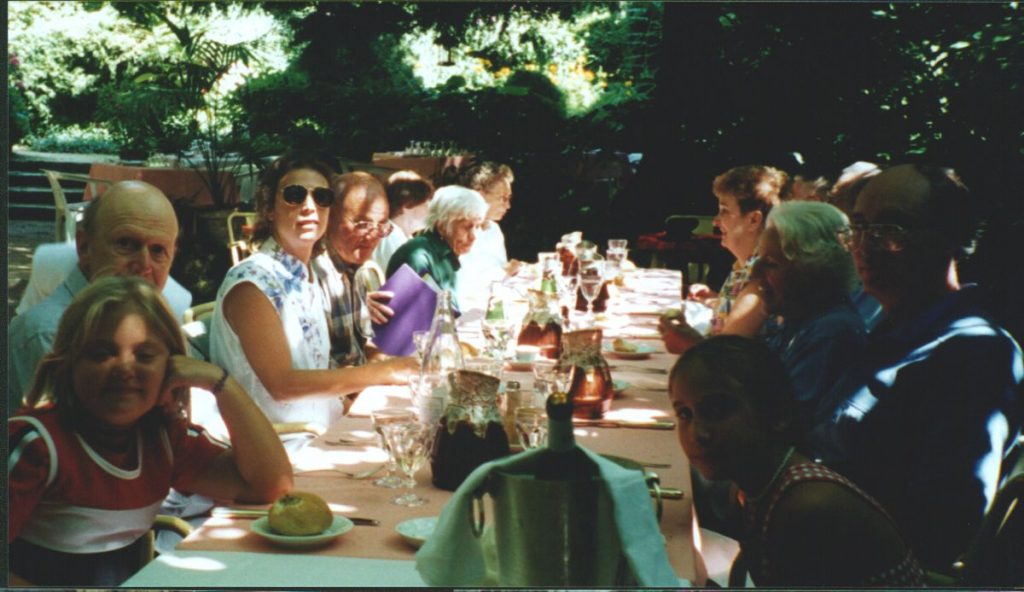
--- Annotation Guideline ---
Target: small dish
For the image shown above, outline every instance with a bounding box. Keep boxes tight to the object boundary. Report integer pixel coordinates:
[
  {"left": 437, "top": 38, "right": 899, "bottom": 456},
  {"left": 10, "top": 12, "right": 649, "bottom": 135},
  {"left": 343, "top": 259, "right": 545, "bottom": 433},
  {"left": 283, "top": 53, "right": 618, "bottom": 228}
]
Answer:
[
  {"left": 250, "top": 515, "right": 353, "bottom": 548},
  {"left": 604, "top": 343, "right": 656, "bottom": 360},
  {"left": 612, "top": 379, "right": 630, "bottom": 396},
  {"left": 396, "top": 516, "right": 438, "bottom": 549},
  {"left": 506, "top": 360, "right": 534, "bottom": 372}
]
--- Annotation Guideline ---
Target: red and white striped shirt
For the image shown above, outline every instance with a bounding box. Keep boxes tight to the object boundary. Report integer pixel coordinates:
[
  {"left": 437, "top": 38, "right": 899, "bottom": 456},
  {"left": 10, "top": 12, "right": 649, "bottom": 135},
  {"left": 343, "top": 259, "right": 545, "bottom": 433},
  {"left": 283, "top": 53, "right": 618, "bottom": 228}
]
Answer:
[{"left": 8, "top": 405, "right": 228, "bottom": 553}]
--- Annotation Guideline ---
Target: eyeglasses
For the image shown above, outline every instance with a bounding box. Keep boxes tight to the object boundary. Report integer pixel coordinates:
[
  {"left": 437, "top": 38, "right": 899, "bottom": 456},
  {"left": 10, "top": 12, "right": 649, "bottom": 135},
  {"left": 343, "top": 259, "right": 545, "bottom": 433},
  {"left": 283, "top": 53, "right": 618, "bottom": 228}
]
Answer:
[
  {"left": 347, "top": 218, "right": 393, "bottom": 237},
  {"left": 849, "top": 222, "right": 912, "bottom": 252},
  {"left": 281, "top": 184, "right": 335, "bottom": 208}
]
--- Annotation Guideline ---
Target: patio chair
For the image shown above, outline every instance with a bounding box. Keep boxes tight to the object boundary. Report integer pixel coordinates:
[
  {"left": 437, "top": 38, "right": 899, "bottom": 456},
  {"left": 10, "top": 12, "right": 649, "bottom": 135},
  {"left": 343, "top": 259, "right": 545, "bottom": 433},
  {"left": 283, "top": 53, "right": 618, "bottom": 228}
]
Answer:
[
  {"left": 40, "top": 169, "right": 112, "bottom": 243},
  {"left": 182, "top": 301, "right": 216, "bottom": 362},
  {"left": 227, "top": 211, "right": 258, "bottom": 266},
  {"left": 137, "top": 515, "right": 194, "bottom": 569}
]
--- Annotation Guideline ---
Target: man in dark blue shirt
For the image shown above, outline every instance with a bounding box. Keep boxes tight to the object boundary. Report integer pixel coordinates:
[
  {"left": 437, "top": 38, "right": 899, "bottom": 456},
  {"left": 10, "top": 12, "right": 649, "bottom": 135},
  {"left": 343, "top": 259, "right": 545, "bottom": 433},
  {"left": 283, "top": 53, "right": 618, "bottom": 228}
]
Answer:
[{"left": 809, "top": 164, "right": 1023, "bottom": 571}]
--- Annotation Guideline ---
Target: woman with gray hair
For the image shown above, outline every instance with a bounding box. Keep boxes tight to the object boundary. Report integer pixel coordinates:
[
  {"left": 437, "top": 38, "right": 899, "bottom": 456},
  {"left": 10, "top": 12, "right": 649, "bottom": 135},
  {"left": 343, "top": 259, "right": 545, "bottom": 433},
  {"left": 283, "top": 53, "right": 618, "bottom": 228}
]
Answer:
[
  {"left": 385, "top": 185, "right": 488, "bottom": 310},
  {"left": 751, "top": 200, "right": 866, "bottom": 429}
]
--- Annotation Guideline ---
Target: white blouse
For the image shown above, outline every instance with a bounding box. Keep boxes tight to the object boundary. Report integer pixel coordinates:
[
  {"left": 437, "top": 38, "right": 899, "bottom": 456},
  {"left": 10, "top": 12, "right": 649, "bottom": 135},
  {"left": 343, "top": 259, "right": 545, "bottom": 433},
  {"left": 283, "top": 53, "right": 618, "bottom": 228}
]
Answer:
[
  {"left": 210, "top": 238, "right": 343, "bottom": 428},
  {"left": 456, "top": 221, "right": 508, "bottom": 310}
]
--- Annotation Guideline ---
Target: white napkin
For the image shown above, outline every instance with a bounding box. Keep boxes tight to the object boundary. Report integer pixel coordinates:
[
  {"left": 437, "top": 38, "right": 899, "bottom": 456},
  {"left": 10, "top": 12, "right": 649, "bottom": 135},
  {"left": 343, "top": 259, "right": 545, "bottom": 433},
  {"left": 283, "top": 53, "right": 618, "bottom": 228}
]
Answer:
[
  {"left": 683, "top": 300, "right": 714, "bottom": 336},
  {"left": 415, "top": 446, "right": 685, "bottom": 586}
]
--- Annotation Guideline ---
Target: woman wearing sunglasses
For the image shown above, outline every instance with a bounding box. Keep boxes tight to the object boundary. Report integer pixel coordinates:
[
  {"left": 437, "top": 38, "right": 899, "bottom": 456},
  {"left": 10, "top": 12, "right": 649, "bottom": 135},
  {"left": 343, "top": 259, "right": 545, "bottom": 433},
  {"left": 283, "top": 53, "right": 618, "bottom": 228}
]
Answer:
[{"left": 208, "top": 153, "right": 418, "bottom": 443}]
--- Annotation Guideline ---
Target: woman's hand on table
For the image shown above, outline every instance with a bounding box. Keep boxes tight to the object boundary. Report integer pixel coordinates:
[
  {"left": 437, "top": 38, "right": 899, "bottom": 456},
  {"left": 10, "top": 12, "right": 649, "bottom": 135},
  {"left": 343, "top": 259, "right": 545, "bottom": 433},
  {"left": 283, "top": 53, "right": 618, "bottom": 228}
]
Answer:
[
  {"left": 658, "top": 311, "right": 704, "bottom": 355},
  {"left": 367, "top": 290, "right": 395, "bottom": 325},
  {"left": 687, "top": 283, "right": 717, "bottom": 306},
  {"left": 370, "top": 356, "right": 420, "bottom": 385}
]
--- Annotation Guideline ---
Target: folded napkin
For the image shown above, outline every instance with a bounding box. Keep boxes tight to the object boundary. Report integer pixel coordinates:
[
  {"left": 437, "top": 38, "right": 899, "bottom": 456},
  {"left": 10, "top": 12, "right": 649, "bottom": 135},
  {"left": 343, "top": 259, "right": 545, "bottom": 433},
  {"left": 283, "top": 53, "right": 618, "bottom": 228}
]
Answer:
[
  {"left": 415, "top": 446, "right": 685, "bottom": 586},
  {"left": 683, "top": 300, "right": 714, "bottom": 336}
]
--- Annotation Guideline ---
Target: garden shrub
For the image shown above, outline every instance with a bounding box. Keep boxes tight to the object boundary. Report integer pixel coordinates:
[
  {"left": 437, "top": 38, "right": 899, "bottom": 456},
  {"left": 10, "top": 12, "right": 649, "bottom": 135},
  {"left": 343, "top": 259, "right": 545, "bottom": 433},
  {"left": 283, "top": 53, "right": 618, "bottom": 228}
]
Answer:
[{"left": 26, "top": 125, "right": 120, "bottom": 155}]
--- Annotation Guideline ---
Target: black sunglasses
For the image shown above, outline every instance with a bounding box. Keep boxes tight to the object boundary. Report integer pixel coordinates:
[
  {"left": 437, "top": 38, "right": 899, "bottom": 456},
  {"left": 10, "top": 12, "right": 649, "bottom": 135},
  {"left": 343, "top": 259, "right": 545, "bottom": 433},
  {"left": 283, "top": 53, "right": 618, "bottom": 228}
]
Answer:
[{"left": 281, "top": 184, "right": 335, "bottom": 208}]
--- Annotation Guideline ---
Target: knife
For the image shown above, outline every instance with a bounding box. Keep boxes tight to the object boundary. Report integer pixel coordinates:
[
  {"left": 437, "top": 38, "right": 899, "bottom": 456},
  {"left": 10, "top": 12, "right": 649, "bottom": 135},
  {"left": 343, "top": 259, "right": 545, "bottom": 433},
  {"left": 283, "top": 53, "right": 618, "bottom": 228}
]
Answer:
[
  {"left": 211, "top": 507, "right": 380, "bottom": 526},
  {"left": 573, "top": 419, "right": 675, "bottom": 430}
]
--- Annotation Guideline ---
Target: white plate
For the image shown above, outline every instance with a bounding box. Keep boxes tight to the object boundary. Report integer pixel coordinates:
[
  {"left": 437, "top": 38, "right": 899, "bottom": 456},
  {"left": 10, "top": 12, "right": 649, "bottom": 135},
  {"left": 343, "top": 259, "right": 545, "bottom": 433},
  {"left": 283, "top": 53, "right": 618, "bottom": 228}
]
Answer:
[
  {"left": 395, "top": 516, "right": 438, "bottom": 549},
  {"left": 603, "top": 343, "right": 656, "bottom": 360},
  {"left": 250, "top": 515, "right": 353, "bottom": 548}
]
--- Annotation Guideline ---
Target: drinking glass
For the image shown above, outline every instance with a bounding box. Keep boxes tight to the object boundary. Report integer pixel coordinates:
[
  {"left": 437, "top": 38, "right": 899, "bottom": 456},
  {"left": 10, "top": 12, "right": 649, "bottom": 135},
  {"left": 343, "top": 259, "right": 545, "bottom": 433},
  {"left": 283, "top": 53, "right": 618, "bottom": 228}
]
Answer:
[
  {"left": 382, "top": 421, "right": 435, "bottom": 507},
  {"left": 465, "top": 356, "right": 504, "bottom": 380},
  {"left": 555, "top": 270, "right": 579, "bottom": 327},
  {"left": 531, "top": 358, "right": 558, "bottom": 400},
  {"left": 514, "top": 407, "right": 548, "bottom": 449},
  {"left": 578, "top": 259, "right": 605, "bottom": 323},
  {"left": 370, "top": 408, "right": 416, "bottom": 488},
  {"left": 412, "top": 330, "right": 429, "bottom": 361},
  {"left": 482, "top": 320, "right": 514, "bottom": 359}
]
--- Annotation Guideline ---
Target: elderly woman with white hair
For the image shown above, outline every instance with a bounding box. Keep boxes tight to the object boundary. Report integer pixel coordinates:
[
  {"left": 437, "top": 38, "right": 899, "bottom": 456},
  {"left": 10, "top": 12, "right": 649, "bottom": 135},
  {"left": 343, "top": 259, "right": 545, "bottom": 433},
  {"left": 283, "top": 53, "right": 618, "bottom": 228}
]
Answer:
[
  {"left": 385, "top": 185, "right": 488, "bottom": 310},
  {"left": 751, "top": 200, "right": 867, "bottom": 429}
]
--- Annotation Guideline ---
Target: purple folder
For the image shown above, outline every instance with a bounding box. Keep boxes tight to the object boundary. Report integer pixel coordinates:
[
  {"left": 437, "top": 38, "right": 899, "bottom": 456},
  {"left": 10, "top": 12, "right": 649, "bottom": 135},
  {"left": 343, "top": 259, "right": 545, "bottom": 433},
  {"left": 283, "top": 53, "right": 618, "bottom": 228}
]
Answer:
[{"left": 371, "top": 264, "right": 439, "bottom": 356}]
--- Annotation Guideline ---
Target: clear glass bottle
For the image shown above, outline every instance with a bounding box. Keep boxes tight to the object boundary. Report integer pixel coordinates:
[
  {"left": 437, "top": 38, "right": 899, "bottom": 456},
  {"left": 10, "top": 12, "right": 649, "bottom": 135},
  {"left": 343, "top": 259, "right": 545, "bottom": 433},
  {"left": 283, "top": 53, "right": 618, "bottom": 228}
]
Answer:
[{"left": 416, "top": 290, "right": 464, "bottom": 425}]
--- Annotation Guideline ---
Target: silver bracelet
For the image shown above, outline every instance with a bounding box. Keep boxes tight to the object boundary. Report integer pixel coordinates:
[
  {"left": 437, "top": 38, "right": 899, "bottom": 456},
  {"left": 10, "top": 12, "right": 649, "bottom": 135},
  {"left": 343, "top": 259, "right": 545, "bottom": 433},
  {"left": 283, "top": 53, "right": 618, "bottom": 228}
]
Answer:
[{"left": 212, "top": 366, "right": 230, "bottom": 395}]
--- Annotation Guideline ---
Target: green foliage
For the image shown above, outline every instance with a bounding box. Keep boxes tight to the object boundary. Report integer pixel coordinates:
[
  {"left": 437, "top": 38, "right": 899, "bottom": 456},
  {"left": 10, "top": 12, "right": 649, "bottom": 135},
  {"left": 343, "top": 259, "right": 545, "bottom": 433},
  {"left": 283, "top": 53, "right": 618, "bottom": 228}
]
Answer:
[
  {"left": 25, "top": 125, "right": 119, "bottom": 155},
  {"left": 8, "top": 53, "right": 33, "bottom": 147},
  {"left": 95, "top": 81, "right": 193, "bottom": 157}
]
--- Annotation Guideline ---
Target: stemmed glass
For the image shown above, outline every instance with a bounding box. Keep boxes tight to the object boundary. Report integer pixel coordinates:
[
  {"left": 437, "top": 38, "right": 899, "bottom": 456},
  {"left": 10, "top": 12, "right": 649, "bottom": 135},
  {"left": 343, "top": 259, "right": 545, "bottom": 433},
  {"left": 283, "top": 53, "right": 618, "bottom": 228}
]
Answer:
[
  {"left": 514, "top": 407, "right": 548, "bottom": 449},
  {"left": 481, "top": 291, "right": 515, "bottom": 361},
  {"left": 556, "top": 271, "right": 579, "bottom": 327},
  {"left": 382, "top": 421, "right": 436, "bottom": 507},
  {"left": 577, "top": 258, "right": 605, "bottom": 324},
  {"left": 532, "top": 359, "right": 573, "bottom": 404},
  {"left": 370, "top": 408, "right": 416, "bottom": 488}
]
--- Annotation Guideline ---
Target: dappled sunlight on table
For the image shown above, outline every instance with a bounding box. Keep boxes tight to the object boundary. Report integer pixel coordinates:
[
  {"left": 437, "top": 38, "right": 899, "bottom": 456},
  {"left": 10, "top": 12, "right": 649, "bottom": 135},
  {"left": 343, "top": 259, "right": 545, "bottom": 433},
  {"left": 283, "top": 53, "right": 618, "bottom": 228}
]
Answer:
[
  {"left": 160, "top": 554, "right": 227, "bottom": 571},
  {"left": 605, "top": 407, "right": 671, "bottom": 422},
  {"left": 293, "top": 445, "right": 388, "bottom": 471},
  {"left": 326, "top": 502, "right": 358, "bottom": 513},
  {"left": 202, "top": 520, "right": 250, "bottom": 540}
]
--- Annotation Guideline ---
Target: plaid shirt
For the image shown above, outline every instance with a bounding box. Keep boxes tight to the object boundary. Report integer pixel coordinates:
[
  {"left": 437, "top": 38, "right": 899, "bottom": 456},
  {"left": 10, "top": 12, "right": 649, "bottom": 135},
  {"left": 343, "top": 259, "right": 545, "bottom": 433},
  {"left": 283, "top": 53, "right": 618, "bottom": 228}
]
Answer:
[{"left": 321, "top": 246, "right": 381, "bottom": 367}]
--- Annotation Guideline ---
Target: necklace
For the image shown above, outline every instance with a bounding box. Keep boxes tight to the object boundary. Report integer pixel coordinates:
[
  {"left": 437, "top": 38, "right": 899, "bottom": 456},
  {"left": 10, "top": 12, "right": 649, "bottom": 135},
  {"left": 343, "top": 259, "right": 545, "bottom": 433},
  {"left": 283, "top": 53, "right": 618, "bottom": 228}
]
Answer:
[{"left": 744, "top": 445, "right": 796, "bottom": 503}]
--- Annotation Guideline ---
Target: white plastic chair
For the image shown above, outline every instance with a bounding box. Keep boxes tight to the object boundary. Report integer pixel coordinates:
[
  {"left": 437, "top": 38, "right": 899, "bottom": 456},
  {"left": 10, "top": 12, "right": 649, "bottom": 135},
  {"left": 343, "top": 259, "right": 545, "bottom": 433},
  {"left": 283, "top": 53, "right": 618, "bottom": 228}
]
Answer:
[{"left": 40, "top": 169, "right": 112, "bottom": 243}]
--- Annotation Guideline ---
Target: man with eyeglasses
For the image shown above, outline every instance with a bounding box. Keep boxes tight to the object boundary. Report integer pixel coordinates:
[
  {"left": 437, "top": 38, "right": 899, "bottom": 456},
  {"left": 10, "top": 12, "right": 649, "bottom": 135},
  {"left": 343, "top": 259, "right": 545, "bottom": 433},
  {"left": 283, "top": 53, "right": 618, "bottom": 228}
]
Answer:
[
  {"left": 8, "top": 181, "right": 183, "bottom": 410},
  {"left": 808, "top": 164, "right": 1023, "bottom": 572},
  {"left": 322, "top": 171, "right": 397, "bottom": 367}
]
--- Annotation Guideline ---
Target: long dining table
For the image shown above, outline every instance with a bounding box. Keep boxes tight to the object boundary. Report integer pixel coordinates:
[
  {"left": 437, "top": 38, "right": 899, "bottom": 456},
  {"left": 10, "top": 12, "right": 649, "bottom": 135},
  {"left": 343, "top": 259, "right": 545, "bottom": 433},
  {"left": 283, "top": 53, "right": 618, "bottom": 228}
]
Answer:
[{"left": 123, "top": 267, "right": 740, "bottom": 587}]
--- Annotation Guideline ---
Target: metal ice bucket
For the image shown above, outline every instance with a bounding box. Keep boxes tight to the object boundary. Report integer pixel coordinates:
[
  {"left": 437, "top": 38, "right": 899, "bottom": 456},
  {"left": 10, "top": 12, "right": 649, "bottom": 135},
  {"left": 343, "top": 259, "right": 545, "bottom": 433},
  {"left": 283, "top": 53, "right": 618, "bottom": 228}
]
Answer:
[{"left": 470, "top": 456, "right": 658, "bottom": 586}]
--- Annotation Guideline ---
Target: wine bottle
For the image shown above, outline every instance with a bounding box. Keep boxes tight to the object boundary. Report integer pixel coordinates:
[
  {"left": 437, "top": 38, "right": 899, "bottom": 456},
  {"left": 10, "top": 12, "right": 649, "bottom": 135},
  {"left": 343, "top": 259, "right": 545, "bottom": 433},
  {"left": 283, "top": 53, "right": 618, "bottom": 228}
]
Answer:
[{"left": 535, "top": 367, "right": 596, "bottom": 482}]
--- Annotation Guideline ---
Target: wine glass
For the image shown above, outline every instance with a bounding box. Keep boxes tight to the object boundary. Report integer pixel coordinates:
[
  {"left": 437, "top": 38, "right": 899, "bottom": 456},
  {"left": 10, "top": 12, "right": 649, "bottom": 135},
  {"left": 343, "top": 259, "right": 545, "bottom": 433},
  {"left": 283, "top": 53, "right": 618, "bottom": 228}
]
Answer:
[
  {"left": 514, "top": 407, "right": 548, "bottom": 449},
  {"left": 370, "top": 408, "right": 416, "bottom": 488},
  {"left": 531, "top": 358, "right": 557, "bottom": 401},
  {"left": 556, "top": 270, "right": 579, "bottom": 327},
  {"left": 382, "top": 421, "right": 436, "bottom": 507},
  {"left": 577, "top": 258, "right": 605, "bottom": 324}
]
